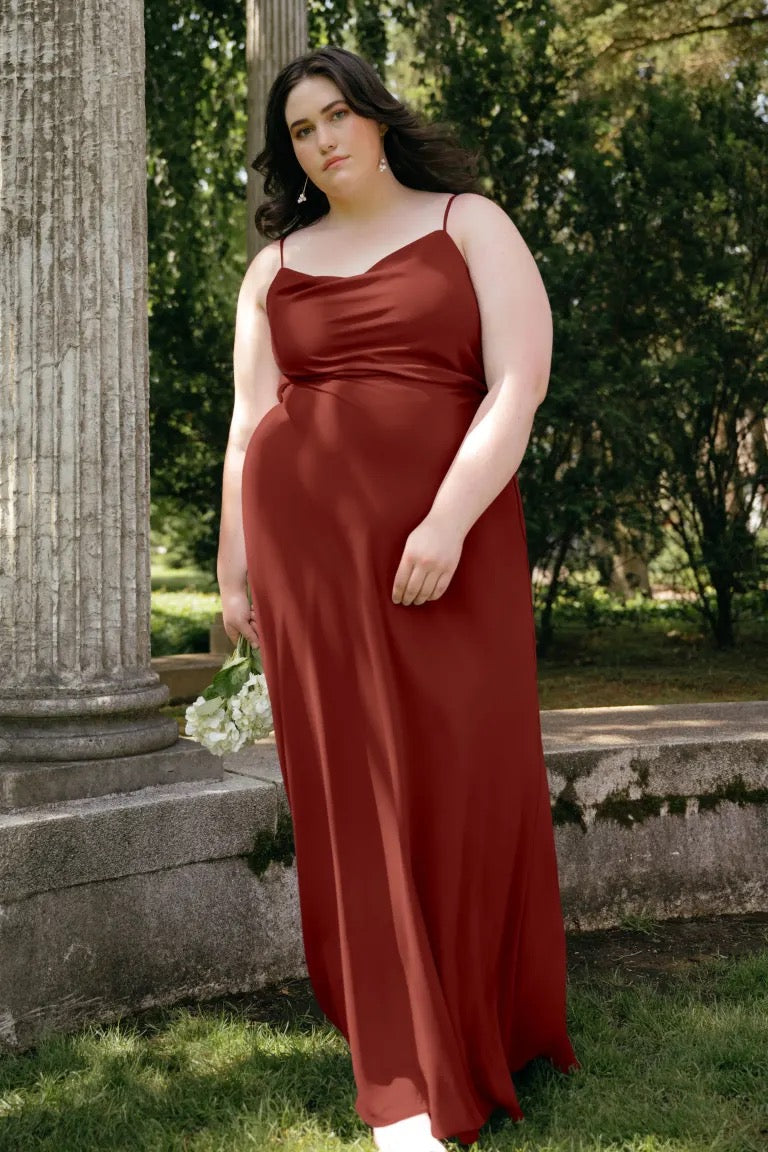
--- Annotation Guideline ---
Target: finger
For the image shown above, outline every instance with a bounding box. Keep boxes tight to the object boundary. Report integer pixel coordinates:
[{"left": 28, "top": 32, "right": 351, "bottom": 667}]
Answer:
[
  {"left": 392, "top": 559, "right": 412, "bottom": 604},
  {"left": 428, "top": 573, "right": 450, "bottom": 601},
  {"left": 401, "top": 566, "right": 428, "bottom": 606},
  {"left": 413, "top": 571, "right": 441, "bottom": 605}
]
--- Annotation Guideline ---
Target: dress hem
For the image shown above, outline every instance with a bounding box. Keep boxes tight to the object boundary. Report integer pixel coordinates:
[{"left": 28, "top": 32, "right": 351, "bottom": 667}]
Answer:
[
  {"left": 357, "top": 1043, "right": 581, "bottom": 1147},
  {"left": 433, "top": 1046, "right": 582, "bottom": 1145}
]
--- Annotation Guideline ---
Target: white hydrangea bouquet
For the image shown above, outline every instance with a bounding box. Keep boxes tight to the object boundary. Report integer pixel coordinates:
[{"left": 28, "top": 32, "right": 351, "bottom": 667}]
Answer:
[{"left": 185, "top": 633, "right": 274, "bottom": 756}]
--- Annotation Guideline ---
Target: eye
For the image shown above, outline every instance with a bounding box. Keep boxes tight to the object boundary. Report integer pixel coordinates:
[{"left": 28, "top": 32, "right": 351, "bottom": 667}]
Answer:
[{"left": 295, "top": 108, "right": 347, "bottom": 140}]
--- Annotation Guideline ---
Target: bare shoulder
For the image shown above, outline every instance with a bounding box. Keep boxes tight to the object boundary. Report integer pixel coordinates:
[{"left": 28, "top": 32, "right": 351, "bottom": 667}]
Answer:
[
  {"left": 448, "top": 191, "right": 543, "bottom": 294},
  {"left": 239, "top": 238, "right": 283, "bottom": 313},
  {"left": 448, "top": 191, "right": 523, "bottom": 249},
  {"left": 446, "top": 193, "right": 552, "bottom": 397}
]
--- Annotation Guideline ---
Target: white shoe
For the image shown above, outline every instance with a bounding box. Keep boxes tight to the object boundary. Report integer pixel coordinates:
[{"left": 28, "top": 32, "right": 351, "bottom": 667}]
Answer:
[{"left": 372, "top": 1110, "right": 446, "bottom": 1151}]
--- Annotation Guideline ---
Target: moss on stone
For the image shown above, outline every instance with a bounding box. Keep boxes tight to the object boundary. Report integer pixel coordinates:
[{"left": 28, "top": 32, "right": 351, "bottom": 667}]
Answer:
[
  {"left": 242, "top": 774, "right": 768, "bottom": 866},
  {"left": 591, "top": 775, "right": 768, "bottom": 828},
  {"left": 667, "top": 794, "right": 688, "bottom": 816},
  {"left": 245, "top": 809, "right": 296, "bottom": 877},
  {"left": 595, "top": 792, "right": 664, "bottom": 828},
  {"left": 551, "top": 783, "right": 588, "bottom": 832},
  {"left": 632, "top": 760, "right": 651, "bottom": 789},
  {"left": 552, "top": 785, "right": 691, "bottom": 832},
  {"left": 697, "top": 773, "right": 768, "bottom": 813}
]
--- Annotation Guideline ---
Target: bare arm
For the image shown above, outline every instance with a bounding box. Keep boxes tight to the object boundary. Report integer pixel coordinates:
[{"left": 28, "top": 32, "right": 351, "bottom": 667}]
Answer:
[
  {"left": 217, "top": 241, "right": 283, "bottom": 638},
  {"left": 391, "top": 194, "right": 552, "bottom": 605},
  {"left": 428, "top": 193, "right": 552, "bottom": 536}
]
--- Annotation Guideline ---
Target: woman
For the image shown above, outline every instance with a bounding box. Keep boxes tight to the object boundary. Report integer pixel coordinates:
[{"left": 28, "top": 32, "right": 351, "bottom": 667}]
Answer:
[{"left": 217, "top": 44, "right": 579, "bottom": 1152}]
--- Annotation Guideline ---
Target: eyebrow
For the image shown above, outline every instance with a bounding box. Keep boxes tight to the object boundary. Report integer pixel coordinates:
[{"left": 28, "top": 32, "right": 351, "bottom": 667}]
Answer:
[{"left": 289, "top": 99, "right": 347, "bottom": 131}]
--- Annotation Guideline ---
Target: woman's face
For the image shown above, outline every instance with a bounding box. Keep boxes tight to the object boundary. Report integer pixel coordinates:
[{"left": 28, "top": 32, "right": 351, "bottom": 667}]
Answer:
[{"left": 284, "top": 74, "right": 383, "bottom": 198}]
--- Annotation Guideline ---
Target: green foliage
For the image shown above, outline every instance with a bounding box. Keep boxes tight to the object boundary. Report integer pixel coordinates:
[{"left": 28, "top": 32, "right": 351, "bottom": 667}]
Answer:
[
  {"left": 145, "top": 2, "right": 767, "bottom": 652},
  {"left": 559, "top": 0, "right": 768, "bottom": 90},
  {"left": 307, "top": 0, "right": 353, "bottom": 51},
  {"left": 150, "top": 589, "right": 220, "bottom": 655},
  {"left": 145, "top": 0, "right": 248, "bottom": 577},
  {"left": 307, "top": 0, "right": 389, "bottom": 74},
  {"left": 527, "top": 64, "right": 768, "bottom": 649},
  {"left": 607, "top": 66, "right": 768, "bottom": 646},
  {"left": 202, "top": 633, "right": 264, "bottom": 701}
]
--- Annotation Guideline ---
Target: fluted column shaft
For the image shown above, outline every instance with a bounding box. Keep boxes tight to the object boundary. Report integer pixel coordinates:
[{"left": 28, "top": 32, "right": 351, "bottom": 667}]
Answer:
[
  {"left": 0, "top": 0, "right": 177, "bottom": 768},
  {"left": 246, "top": 0, "right": 308, "bottom": 261}
]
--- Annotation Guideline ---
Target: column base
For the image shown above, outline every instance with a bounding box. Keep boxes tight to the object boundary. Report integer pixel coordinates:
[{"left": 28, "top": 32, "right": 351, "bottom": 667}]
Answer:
[
  {"left": 0, "top": 679, "right": 180, "bottom": 765},
  {"left": 0, "top": 737, "right": 224, "bottom": 812}
]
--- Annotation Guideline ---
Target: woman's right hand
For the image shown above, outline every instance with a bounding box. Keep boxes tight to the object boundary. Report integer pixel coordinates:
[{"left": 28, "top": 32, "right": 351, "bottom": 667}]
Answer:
[{"left": 221, "top": 587, "right": 261, "bottom": 649}]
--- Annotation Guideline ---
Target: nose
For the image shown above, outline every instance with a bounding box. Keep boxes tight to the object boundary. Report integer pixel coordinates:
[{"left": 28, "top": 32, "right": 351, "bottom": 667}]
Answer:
[{"left": 317, "top": 127, "right": 336, "bottom": 151}]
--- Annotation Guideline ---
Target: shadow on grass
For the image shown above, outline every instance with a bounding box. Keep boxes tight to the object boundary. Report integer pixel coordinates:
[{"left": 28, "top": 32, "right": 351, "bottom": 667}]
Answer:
[{"left": 1, "top": 925, "right": 767, "bottom": 1151}]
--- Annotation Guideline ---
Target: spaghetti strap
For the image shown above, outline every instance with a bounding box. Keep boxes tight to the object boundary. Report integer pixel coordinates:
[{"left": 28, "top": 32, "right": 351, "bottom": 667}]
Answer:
[
  {"left": 279, "top": 235, "right": 285, "bottom": 268},
  {"left": 442, "top": 193, "right": 459, "bottom": 230}
]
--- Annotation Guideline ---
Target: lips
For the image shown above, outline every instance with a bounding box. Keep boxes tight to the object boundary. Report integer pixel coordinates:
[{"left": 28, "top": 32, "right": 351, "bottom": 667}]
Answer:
[{"left": 324, "top": 156, "right": 347, "bottom": 170}]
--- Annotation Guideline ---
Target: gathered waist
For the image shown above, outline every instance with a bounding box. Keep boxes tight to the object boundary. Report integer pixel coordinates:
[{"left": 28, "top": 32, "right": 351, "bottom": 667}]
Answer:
[{"left": 277, "top": 371, "right": 486, "bottom": 405}]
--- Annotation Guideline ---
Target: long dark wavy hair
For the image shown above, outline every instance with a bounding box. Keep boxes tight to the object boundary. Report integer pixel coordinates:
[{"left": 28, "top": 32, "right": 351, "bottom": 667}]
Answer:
[{"left": 252, "top": 45, "right": 485, "bottom": 240}]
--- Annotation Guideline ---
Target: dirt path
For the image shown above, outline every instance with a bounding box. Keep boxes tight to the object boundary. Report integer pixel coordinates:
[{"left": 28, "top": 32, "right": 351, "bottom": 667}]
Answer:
[{"left": 566, "top": 911, "right": 768, "bottom": 987}]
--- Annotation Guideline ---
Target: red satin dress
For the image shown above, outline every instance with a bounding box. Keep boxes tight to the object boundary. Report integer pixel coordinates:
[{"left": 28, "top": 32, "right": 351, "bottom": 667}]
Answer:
[{"left": 241, "top": 192, "right": 579, "bottom": 1145}]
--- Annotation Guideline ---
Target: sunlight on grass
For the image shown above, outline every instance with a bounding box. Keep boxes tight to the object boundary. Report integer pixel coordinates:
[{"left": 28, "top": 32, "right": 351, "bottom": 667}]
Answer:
[
  {"left": 150, "top": 558, "right": 768, "bottom": 705},
  {"left": 150, "top": 589, "right": 221, "bottom": 656},
  {"left": 0, "top": 952, "right": 765, "bottom": 1151},
  {"left": 150, "top": 558, "right": 218, "bottom": 594}
]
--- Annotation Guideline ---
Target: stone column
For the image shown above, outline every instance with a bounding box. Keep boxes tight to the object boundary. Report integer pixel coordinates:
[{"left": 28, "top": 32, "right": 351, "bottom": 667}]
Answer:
[
  {"left": 246, "top": 0, "right": 307, "bottom": 261},
  {"left": 0, "top": 0, "right": 220, "bottom": 807}
]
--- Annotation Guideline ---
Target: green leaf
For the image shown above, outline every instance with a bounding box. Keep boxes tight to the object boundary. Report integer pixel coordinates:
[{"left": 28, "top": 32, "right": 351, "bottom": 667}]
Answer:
[
  {"left": 210, "top": 656, "right": 251, "bottom": 699},
  {"left": 195, "top": 693, "right": 226, "bottom": 713}
]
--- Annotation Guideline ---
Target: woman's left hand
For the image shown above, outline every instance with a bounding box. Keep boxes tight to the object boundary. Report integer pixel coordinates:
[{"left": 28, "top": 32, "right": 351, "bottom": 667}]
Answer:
[{"left": 391, "top": 513, "right": 466, "bottom": 606}]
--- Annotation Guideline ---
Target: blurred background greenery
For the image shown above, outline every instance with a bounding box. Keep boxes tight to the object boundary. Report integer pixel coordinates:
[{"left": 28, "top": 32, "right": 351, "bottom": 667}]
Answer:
[{"left": 147, "top": 0, "right": 767, "bottom": 685}]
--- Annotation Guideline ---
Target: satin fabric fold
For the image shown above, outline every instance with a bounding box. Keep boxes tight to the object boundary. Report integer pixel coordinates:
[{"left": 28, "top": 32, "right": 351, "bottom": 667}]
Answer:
[{"left": 241, "top": 202, "right": 579, "bottom": 1145}]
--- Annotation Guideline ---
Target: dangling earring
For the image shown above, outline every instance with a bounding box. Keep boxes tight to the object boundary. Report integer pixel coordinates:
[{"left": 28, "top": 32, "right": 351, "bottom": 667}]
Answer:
[
  {"left": 378, "top": 123, "right": 389, "bottom": 172},
  {"left": 297, "top": 175, "right": 308, "bottom": 204}
]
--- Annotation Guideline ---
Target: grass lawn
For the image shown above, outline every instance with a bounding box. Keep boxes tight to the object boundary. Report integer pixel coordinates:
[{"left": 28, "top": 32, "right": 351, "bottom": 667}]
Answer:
[
  {"left": 535, "top": 609, "right": 768, "bottom": 709},
  {"left": 1, "top": 915, "right": 766, "bottom": 1151},
  {"left": 151, "top": 559, "right": 768, "bottom": 709}
]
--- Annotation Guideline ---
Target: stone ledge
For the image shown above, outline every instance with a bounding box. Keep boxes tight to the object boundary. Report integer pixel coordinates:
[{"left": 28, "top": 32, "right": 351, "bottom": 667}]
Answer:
[
  {"left": 0, "top": 736, "right": 225, "bottom": 813},
  {"left": 541, "top": 699, "right": 768, "bottom": 750},
  {"left": 557, "top": 801, "right": 768, "bottom": 932},
  {"left": 152, "top": 654, "right": 222, "bottom": 704},
  {"left": 546, "top": 739, "right": 768, "bottom": 825},
  {"left": 0, "top": 767, "right": 288, "bottom": 904},
  {"left": 0, "top": 855, "right": 306, "bottom": 1054},
  {"left": 3, "top": 702, "right": 765, "bottom": 907},
  {"left": 541, "top": 700, "right": 768, "bottom": 833},
  {"left": 1, "top": 700, "right": 766, "bottom": 1054}
]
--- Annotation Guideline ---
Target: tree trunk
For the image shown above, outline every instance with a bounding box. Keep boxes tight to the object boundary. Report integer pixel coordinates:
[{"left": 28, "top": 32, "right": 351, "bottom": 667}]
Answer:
[
  {"left": 713, "top": 578, "right": 735, "bottom": 649},
  {"left": 538, "top": 533, "right": 571, "bottom": 658}
]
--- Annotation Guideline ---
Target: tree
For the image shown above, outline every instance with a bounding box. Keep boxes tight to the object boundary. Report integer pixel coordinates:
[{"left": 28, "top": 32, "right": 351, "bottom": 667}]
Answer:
[
  {"left": 145, "top": 0, "right": 248, "bottom": 573},
  {"left": 389, "top": 1, "right": 662, "bottom": 649},
  {"left": 616, "top": 67, "right": 768, "bottom": 645},
  {"left": 558, "top": 0, "right": 768, "bottom": 89}
]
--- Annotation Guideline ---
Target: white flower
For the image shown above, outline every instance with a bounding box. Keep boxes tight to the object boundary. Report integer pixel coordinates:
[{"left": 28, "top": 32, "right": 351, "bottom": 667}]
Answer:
[
  {"left": 185, "top": 694, "right": 248, "bottom": 757},
  {"left": 184, "top": 636, "right": 274, "bottom": 756},
  {"left": 229, "top": 672, "right": 273, "bottom": 739}
]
